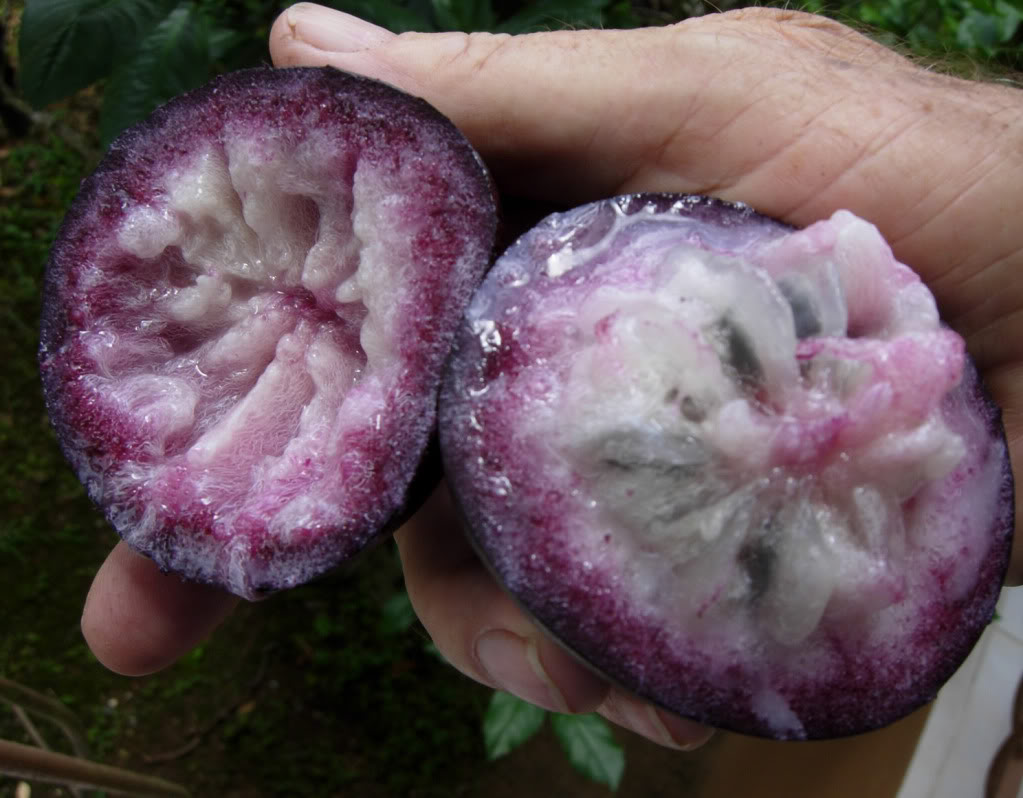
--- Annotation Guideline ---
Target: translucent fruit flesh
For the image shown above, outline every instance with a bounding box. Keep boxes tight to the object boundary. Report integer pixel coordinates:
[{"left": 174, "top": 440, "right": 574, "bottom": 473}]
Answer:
[
  {"left": 439, "top": 194, "right": 1013, "bottom": 739},
  {"left": 40, "top": 67, "right": 496, "bottom": 599}
]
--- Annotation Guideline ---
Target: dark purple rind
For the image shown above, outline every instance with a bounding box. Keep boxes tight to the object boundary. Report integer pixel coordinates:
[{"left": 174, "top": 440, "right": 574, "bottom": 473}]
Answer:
[
  {"left": 438, "top": 193, "right": 1014, "bottom": 739},
  {"left": 39, "top": 66, "right": 496, "bottom": 598}
]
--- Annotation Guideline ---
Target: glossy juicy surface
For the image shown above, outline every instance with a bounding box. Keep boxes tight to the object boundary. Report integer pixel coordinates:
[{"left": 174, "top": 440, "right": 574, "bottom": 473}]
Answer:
[
  {"left": 439, "top": 194, "right": 1013, "bottom": 739},
  {"left": 40, "top": 67, "right": 496, "bottom": 599}
]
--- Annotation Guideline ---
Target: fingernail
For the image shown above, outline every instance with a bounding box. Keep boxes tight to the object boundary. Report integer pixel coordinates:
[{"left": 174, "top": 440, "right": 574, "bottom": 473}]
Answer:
[
  {"left": 649, "top": 705, "right": 716, "bottom": 751},
  {"left": 475, "top": 630, "right": 569, "bottom": 713},
  {"left": 286, "top": 3, "right": 396, "bottom": 54}
]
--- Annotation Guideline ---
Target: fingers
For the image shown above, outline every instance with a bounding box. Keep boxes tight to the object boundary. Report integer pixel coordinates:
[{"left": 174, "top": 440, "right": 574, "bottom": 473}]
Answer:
[
  {"left": 395, "top": 484, "right": 714, "bottom": 750},
  {"left": 270, "top": 4, "right": 672, "bottom": 201},
  {"left": 85, "top": 520, "right": 715, "bottom": 753},
  {"left": 267, "top": 5, "right": 922, "bottom": 212},
  {"left": 394, "top": 485, "right": 609, "bottom": 714},
  {"left": 598, "top": 688, "right": 715, "bottom": 752},
  {"left": 81, "top": 542, "right": 238, "bottom": 675},
  {"left": 273, "top": 5, "right": 851, "bottom": 203}
]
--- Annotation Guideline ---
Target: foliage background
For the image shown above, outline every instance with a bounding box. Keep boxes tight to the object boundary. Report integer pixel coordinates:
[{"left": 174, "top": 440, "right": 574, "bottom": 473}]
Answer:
[{"left": 1, "top": 0, "right": 1020, "bottom": 795}]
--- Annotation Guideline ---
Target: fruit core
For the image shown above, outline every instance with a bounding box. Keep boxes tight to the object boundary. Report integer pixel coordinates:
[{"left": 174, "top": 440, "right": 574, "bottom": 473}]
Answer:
[
  {"left": 462, "top": 200, "right": 989, "bottom": 647},
  {"left": 56, "top": 117, "right": 472, "bottom": 594}
]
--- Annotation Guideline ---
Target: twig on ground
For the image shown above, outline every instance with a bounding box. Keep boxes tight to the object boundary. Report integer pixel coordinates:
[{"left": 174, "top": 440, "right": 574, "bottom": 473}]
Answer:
[
  {"left": 143, "top": 644, "right": 275, "bottom": 765},
  {"left": 0, "top": 678, "right": 90, "bottom": 760},
  {"left": 0, "top": 738, "right": 190, "bottom": 798},
  {"left": 9, "top": 705, "right": 83, "bottom": 798}
]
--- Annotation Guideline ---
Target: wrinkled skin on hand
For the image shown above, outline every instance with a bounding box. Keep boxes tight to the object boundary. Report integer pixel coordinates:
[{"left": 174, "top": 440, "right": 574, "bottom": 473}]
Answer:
[{"left": 82, "top": 5, "right": 1023, "bottom": 752}]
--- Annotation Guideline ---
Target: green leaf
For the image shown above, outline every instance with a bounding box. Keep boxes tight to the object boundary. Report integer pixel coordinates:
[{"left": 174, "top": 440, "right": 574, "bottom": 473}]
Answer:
[
  {"left": 313, "top": 613, "right": 334, "bottom": 639},
  {"left": 483, "top": 691, "right": 547, "bottom": 760},
  {"left": 19, "top": 0, "right": 176, "bottom": 107},
  {"left": 379, "top": 590, "right": 418, "bottom": 635},
  {"left": 600, "top": 1, "right": 644, "bottom": 29},
  {"left": 990, "top": 0, "right": 1023, "bottom": 40},
  {"left": 958, "top": 10, "right": 1007, "bottom": 49},
  {"left": 431, "top": 0, "right": 496, "bottom": 31},
  {"left": 551, "top": 712, "right": 625, "bottom": 791},
  {"left": 99, "top": 5, "right": 212, "bottom": 147},
  {"left": 323, "top": 0, "right": 436, "bottom": 33},
  {"left": 497, "top": 0, "right": 612, "bottom": 33},
  {"left": 206, "top": 27, "right": 249, "bottom": 62}
]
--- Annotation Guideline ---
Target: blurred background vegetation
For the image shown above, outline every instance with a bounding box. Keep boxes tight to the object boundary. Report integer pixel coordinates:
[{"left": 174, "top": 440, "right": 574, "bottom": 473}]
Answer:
[
  {"left": 9, "top": 0, "right": 1023, "bottom": 148},
  {"left": 1, "top": 0, "right": 1021, "bottom": 795}
]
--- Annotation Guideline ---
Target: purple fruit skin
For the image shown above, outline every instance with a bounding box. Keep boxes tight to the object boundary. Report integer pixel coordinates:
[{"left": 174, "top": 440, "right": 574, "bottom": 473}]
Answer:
[
  {"left": 39, "top": 67, "right": 496, "bottom": 599},
  {"left": 439, "top": 193, "right": 1014, "bottom": 740}
]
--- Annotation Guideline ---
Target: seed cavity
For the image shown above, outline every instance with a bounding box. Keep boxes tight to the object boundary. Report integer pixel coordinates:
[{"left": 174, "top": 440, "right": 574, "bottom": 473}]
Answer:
[
  {"left": 778, "top": 281, "right": 821, "bottom": 339},
  {"left": 738, "top": 536, "right": 775, "bottom": 601},
  {"left": 715, "top": 317, "right": 761, "bottom": 386},
  {"left": 681, "top": 395, "right": 706, "bottom": 422}
]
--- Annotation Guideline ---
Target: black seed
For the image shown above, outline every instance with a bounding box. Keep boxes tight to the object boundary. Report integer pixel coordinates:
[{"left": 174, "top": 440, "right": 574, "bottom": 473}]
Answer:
[
  {"left": 738, "top": 539, "right": 775, "bottom": 601},
  {"left": 717, "top": 317, "right": 761, "bottom": 384},
  {"left": 602, "top": 456, "right": 692, "bottom": 476},
  {"left": 598, "top": 432, "right": 708, "bottom": 474},
  {"left": 778, "top": 281, "right": 821, "bottom": 339},
  {"left": 681, "top": 395, "right": 706, "bottom": 422},
  {"left": 594, "top": 432, "right": 722, "bottom": 527}
]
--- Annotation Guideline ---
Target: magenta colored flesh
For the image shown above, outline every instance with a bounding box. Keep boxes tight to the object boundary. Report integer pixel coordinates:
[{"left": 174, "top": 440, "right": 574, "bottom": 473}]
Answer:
[
  {"left": 40, "top": 67, "right": 495, "bottom": 598},
  {"left": 439, "top": 194, "right": 1013, "bottom": 739}
]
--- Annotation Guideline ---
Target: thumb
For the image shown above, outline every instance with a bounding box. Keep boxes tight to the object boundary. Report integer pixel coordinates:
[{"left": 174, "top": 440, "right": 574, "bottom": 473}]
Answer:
[
  {"left": 267, "top": 3, "right": 822, "bottom": 204},
  {"left": 267, "top": 4, "right": 956, "bottom": 230}
]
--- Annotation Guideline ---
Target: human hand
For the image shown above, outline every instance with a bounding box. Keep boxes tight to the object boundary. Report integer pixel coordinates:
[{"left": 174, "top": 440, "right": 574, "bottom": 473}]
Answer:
[{"left": 82, "top": 3, "right": 1023, "bottom": 751}]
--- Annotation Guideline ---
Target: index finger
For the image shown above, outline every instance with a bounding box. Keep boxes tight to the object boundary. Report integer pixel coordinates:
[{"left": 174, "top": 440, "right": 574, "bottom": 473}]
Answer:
[{"left": 81, "top": 542, "right": 238, "bottom": 675}]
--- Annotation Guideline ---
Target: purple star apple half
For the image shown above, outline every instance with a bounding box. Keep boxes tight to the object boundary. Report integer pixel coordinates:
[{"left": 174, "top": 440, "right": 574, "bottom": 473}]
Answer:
[
  {"left": 438, "top": 194, "right": 1014, "bottom": 739},
  {"left": 39, "top": 67, "right": 496, "bottom": 599}
]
